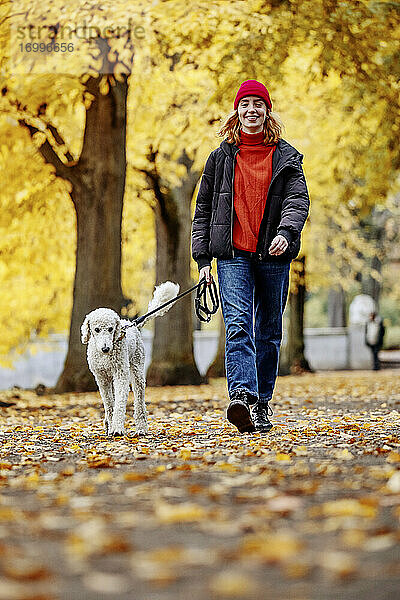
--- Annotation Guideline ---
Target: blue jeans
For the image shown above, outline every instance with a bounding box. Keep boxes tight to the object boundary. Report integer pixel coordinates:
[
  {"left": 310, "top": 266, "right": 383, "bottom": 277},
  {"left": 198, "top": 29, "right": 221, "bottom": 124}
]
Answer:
[{"left": 217, "top": 256, "right": 290, "bottom": 404}]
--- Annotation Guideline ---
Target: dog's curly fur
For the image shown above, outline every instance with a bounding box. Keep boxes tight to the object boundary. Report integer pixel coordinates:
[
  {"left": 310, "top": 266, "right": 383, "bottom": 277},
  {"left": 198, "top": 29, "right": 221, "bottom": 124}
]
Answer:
[{"left": 81, "top": 282, "right": 179, "bottom": 437}]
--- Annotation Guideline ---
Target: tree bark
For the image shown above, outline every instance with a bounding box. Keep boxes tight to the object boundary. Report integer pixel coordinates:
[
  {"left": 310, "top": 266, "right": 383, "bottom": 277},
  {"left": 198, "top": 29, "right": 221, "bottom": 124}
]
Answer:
[
  {"left": 279, "top": 256, "right": 312, "bottom": 375},
  {"left": 55, "top": 75, "right": 129, "bottom": 392},
  {"left": 145, "top": 152, "right": 205, "bottom": 386},
  {"left": 358, "top": 209, "right": 388, "bottom": 309},
  {"left": 361, "top": 254, "right": 382, "bottom": 306},
  {"left": 328, "top": 285, "right": 347, "bottom": 327}
]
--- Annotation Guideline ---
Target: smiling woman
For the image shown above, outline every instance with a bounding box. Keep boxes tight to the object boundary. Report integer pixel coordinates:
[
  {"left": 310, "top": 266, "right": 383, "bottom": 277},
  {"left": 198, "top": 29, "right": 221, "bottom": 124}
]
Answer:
[
  {"left": 238, "top": 96, "right": 268, "bottom": 131},
  {"left": 191, "top": 79, "right": 310, "bottom": 435}
]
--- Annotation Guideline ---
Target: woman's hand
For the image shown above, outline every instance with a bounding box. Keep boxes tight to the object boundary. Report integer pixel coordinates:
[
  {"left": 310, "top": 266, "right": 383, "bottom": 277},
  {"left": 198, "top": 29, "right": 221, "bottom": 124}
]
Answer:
[
  {"left": 199, "top": 265, "right": 212, "bottom": 284},
  {"left": 268, "top": 235, "right": 288, "bottom": 256}
]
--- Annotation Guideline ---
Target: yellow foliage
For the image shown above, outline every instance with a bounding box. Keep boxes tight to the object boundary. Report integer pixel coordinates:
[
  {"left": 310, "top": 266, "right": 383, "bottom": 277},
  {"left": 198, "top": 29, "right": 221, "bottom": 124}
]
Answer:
[
  {"left": 0, "top": 117, "right": 75, "bottom": 364},
  {"left": 0, "top": 0, "right": 399, "bottom": 363}
]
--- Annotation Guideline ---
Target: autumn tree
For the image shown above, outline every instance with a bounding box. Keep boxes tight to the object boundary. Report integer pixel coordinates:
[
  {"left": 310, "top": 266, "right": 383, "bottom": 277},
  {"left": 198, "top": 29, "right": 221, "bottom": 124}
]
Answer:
[
  {"left": 0, "top": 0, "right": 147, "bottom": 390},
  {"left": 212, "top": 0, "right": 399, "bottom": 370},
  {"left": 0, "top": 0, "right": 299, "bottom": 386},
  {"left": 1, "top": 0, "right": 399, "bottom": 384},
  {"left": 276, "top": 0, "right": 400, "bottom": 295},
  {"left": 126, "top": 1, "right": 298, "bottom": 384},
  {"left": 132, "top": 0, "right": 312, "bottom": 381},
  {"left": 0, "top": 117, "right": 75, "bottom": 364}
]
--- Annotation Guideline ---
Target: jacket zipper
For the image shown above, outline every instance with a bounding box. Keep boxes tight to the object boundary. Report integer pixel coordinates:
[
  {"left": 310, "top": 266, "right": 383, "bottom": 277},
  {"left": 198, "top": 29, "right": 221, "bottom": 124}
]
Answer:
[
  {"left": 255, "top": 158, "right": 301, "bottom": 260},
  {"left": 230, "top": 147, "right": 240, "bottom": 258}
]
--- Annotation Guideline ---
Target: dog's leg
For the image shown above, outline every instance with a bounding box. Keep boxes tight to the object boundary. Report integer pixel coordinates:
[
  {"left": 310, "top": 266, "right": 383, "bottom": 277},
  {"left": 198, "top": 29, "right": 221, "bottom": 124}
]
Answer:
[
  {"left": 96, "top": 379, "right": 114, "bottom": 435},
  {"left": 109, "top": 376, "right": 129, "bottom": 437},
  {"left": 132, "top": 365, "right": 148, "bottom": 437}
]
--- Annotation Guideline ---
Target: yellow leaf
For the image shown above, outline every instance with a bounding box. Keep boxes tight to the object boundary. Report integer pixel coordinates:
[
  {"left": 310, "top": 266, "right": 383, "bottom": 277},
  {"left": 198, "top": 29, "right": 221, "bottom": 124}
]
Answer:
[
  {"left": 386, "top": 451, "right": 400, "bottom": 464},
  {"left": 240, "top": 533, "right": 303, "bottom": 564},
  {"left": 123, "top": 472, "right": 148, "bottom": 481},
  {"left": 332, "top": 448, "right": 354, "bottom": 460},
  {"left": 179, "top": 448, "right": 191, "bottom": 460},
  {"left": 209, "top": 571, "right": 257, "bottom": 597},
  {"left": 275, "top": 453, "right": 291, "bottom": 462},
  {"left": 86, "top": 455, "right": 114, "bottom": 469},
  {"left": 316, "top": 499, "right": 377, "bottom": 518},
  {"left": 155, "top": 502, "right": 207, "bottom": 524},
  {"left": 319, "top": 551, "right": 358, "bottom": 579}
]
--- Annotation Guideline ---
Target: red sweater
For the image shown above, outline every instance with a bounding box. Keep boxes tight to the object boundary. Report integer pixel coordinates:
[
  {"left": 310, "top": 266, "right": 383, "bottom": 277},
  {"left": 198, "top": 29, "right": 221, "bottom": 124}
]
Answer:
[{"left": 233, "top": 130, "right": 276, "bottom": 252}]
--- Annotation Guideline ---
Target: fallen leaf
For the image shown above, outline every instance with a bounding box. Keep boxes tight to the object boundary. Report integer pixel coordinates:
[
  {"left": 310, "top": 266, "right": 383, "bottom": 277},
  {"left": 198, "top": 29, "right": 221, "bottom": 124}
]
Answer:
[
  {"left": 209, "top": 571, "right": 257, "bottom": 597},
  {"left": 155, "top": 501, "right": 207, "bottom": 524}
]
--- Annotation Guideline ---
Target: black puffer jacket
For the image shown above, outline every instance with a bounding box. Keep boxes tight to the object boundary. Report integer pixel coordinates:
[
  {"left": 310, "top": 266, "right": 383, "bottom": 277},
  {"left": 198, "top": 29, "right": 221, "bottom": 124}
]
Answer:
[{"left": 191, "top": 137, "right": 310, "bottom": 269}]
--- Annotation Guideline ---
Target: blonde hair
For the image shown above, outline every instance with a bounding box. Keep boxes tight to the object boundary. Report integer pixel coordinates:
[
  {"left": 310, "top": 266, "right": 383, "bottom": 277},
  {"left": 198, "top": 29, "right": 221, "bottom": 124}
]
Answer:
[{"left": 217, "top": 107, "right": 284, "bottom": 146}]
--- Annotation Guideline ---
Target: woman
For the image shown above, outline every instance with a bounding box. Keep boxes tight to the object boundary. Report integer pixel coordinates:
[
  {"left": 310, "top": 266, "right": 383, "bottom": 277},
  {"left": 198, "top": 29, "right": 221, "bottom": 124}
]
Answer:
[{"left": 191, "top": 80, "right": 310, "bottom": 434}]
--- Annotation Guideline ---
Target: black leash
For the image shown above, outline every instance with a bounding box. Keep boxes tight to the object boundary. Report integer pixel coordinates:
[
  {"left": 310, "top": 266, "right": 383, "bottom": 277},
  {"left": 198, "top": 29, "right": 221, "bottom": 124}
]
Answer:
[
  {"left": 123, "top": 277, "right": 219, "bottom": 329},
  {"left": 194, "top": 277, "right": 219, "bottom": 323}
]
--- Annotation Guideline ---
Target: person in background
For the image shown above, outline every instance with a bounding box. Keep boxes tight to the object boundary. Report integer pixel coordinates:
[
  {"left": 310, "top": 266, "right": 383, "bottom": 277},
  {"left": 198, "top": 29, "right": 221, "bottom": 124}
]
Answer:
[
  {"left": 365, "top": 311, "right": 385, "bottom": 371},
  {"left": 191, "top": 80, "right": 310, "bottom": 434}
]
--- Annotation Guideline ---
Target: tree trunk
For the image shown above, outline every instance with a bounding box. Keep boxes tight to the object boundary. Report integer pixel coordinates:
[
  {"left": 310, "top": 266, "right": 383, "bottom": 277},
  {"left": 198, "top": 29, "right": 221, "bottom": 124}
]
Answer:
[
  {"left": 146, "top": 156, "right": 205, "bottom": 386},
  {"left": 328, "top": 285, "right": 347, "bottom": 327},
  {"left": 55, "top": 76, "right": 129, "bottom": 392},
  {"left": 362, "top": 254, "right": 382, "bottom": 307},
  {"left": 358, "top": 210, "right": 387, "bottom": 309},
  {"left": 206, "top": 313, "right": 226, "bottom": 378},
  {"left": 279, "top": 256, "right": 312, "bottom": 375}
]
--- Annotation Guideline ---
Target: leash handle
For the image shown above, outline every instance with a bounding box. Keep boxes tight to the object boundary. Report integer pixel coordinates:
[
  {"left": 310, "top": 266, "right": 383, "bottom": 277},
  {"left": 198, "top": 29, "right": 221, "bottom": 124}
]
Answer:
[{"left": 195, "top": 276, "right": 219, "bottom": 323}]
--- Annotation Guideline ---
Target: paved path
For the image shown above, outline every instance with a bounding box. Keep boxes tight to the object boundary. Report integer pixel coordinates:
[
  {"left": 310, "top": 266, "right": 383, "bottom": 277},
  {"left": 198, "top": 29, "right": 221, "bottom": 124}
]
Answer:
[{"left": 0, "top": 370, "right": 399, "bottom": 599}]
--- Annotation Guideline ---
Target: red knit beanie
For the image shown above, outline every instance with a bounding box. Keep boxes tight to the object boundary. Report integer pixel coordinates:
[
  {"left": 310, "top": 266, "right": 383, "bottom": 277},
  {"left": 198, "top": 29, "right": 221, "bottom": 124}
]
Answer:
[{"left": 233, "top": 80, "right": 272, "bottom": 111}]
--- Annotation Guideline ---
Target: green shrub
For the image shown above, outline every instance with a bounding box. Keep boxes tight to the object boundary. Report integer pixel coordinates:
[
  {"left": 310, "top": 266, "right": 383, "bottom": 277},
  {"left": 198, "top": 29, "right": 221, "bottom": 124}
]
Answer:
[{"left": 383, "top": 325, "right": 400, "bottom": 350}]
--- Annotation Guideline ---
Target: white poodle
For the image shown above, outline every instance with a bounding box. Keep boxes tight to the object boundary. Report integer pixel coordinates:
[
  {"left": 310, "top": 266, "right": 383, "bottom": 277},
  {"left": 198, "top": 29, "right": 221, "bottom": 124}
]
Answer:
[{"left": 81, "top": 282, "right": 179, "bottom": 437}]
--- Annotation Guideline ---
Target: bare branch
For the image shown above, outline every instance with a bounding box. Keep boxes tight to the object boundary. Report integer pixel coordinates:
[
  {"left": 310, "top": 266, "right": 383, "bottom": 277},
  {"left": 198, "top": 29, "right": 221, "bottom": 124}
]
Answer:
[
  {"left": 3, "top": 94, "right": 78, "bottom": 169},
  {"left": 18, "top": 119, "right": 79, "bottom": 185},
  {"left": 46, "top": 123, "right": 76, "bottom": 163},
  {"left": 0, "top": 10, "right": 27, "bottom": 28},
  {"left": 136, "top": 166, "right": 167, "bottom": 220}
]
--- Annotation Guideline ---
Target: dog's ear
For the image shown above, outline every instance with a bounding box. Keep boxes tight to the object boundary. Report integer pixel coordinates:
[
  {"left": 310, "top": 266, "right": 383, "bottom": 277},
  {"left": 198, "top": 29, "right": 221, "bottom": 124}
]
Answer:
[
  {"left": 81, "top": 315, "right": 91, "bottom": 344},
  {"left": 113, "top": 317, "right": 125, "bottom": 343}
]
